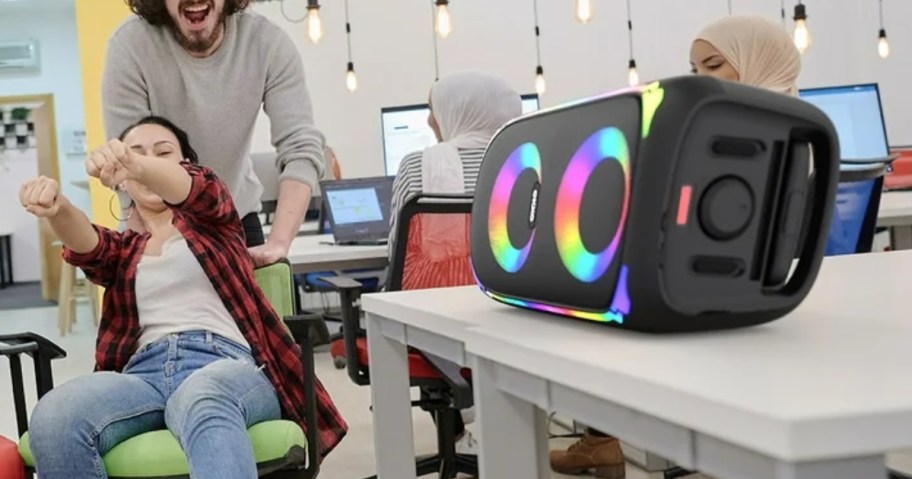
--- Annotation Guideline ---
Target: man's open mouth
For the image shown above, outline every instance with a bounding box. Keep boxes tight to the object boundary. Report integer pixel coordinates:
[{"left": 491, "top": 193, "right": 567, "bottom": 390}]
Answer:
[{"left": 182, "top": 2, "right": 211, "bottom": 27}]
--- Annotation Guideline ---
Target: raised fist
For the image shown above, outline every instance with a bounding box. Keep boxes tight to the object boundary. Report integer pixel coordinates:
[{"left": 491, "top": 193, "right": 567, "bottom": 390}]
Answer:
[
  {"left": 86, "top": 139, "right": 143, "bottom": 188},
  {"left": 20, "top": 176, "right": 63, "bottom": 218}
]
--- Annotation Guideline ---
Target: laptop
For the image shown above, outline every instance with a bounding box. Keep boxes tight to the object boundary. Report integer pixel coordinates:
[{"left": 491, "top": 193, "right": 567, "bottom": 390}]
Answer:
[{"left": 319, "top": 176, "right": 394, "bottom": 245}]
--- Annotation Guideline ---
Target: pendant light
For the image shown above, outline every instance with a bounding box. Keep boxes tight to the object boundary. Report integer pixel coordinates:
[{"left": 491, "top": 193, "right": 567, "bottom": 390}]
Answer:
[
  {"left": 435, "top": 0, "right": 452, "bottom": 39},
  {"left": 344, "top": 0, "right": 357, "bottom": 91},
  {"left": 625, "top": 0, "right": 639, "bottom": 86},
  {"left": 429, "top": 1, "right": 441, "bottom": 81},
  {"left": 306, "top": 0, "right": 324, "bottom": 44},
  {"left": 878, "top": 0, "right": 890, "bottom": 59},
  {"left": 576, "top": 0, "right": 593, "bottom": 24},
  {"left": 793, "top": 1, "right": 811, "bottom": 54}
]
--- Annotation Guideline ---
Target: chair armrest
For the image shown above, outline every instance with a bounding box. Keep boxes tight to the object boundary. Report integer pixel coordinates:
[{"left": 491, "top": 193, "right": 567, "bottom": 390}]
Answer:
[
  {"left": 320, "top": 275, "right": 364, "bottom": 291},
  {"left": 420, "top": 351, "right": 473, "bottom": 410},
  {"left": 0, "top": 333, "right": 66, "bottom": 439},
  {"left": 0, "top": 332, "right": 67, "bottom": 360},
  {"left": 0, "top": 342, "right": 38, "bottom": 356},
  {"left": 284, "top": 313, "right": 327, "bottom": 346},
  {"left": 286, "top": 313, "right": 322, "bottom": 478}
]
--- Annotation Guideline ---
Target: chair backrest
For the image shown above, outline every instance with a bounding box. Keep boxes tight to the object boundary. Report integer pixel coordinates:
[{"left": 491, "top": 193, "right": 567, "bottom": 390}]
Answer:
[
  {"left": 387, "top": 194, "right": 475, "bottom": 291},
  {"left": 826, "top": 164, "right": 886, "bottom": 255},
  {"left": 254, "top": 260, "right": 296, "bottom": 320}
]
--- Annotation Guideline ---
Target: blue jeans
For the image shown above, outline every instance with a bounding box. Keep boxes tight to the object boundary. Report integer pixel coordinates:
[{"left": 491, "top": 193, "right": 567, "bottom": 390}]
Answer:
[{"left": 28, "top": 331, "right": 281, "bottom": 479}]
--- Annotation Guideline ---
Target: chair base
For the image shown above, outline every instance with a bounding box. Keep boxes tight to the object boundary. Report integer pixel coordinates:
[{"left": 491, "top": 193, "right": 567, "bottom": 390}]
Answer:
[{"left": 362, "top": 453, "right": 478, "bottom": 479}]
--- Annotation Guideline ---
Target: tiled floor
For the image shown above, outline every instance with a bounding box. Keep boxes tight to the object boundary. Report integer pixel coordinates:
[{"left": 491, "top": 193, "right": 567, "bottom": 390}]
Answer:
[{"left": 1, "top": 303, "right": 909, "bottom": 479}]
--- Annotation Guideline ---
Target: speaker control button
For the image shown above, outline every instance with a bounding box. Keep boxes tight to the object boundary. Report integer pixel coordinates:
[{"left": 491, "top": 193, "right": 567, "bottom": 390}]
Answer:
[{"left": 699, "top": 177, "right": 754, "bottom": 241}]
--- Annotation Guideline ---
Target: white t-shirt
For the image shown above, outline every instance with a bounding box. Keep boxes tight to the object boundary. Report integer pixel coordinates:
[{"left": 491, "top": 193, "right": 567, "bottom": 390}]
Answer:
[{"left": 135, "top": 234, "right": 249, "bottom": 350}]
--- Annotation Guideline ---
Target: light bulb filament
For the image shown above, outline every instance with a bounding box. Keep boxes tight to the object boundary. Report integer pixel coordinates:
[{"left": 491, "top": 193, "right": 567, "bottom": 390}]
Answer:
[
  {"left": 307, "top": 6, "right": 324, "bottom": 44},
  {"left": 576, "top": 0, "right": 592, "bottom": 23},
  {"left": 878, "top": 29, "right": 890, "bottom": 58},
  {"left": 435, "top": 2, "right": 452, "bottom": 39}
]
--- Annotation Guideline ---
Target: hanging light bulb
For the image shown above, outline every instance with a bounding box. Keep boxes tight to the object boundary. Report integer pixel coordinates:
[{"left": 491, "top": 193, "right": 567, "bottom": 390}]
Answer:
[
  {"left": 878, "top": 29, "right": 890, "bottom": 58},
  {"left": 628, "top": 59, "right": 640, "bottom": 86},
  {"left": 307, "top": 0, "right": 324, "bottom": 44},
  {"left": 345, "top": 62, "right": 358, "bottom": 92},
  {"left": 792, "top": 3, "right": 811, "bottom": 54},
  {"left": 575, "top": 0, "right": 593, "bottom": 23},
  {"left": 535, "top": 65, "right": 546, "bottom": 95},
  {"left": 435, "top": 0, "right": 452, "bottom": 39}
]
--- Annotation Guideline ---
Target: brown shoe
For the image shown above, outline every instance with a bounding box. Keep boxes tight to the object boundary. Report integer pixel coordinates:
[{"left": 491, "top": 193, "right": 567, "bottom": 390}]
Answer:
[{"left": 550, "top": 433, "right": 625, "bottom": 478}]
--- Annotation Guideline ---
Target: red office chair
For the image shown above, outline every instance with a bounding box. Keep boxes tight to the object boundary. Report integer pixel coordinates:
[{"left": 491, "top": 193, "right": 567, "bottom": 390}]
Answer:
[{"left": 324, "top": 194, "right": 477, "bottom": 479}]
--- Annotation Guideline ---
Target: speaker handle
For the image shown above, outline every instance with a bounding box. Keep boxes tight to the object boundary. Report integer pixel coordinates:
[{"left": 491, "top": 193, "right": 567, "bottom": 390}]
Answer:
[{"left": 766, "top": 125, "right": 840, "bottom": 296}]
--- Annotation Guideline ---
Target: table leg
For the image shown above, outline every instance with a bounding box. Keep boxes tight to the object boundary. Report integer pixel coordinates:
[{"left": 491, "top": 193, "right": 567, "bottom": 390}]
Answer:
[
  {"left": 890, "top": 225, "right": 912, "bottom": 250},
  {"left": 366, "top": 313, "right": 417, "bottom": 479},
  {"left": 0, "top": 235, "right": 10, "bottom": 289},
  {"left": 472, "top": 355, "right": 550, "bottom": 479}
]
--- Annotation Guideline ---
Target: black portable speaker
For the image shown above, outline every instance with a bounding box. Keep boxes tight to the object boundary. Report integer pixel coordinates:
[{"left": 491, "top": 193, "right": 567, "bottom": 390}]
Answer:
[{"left": 470, "top": 76, "right": 839, "bottom": 333}]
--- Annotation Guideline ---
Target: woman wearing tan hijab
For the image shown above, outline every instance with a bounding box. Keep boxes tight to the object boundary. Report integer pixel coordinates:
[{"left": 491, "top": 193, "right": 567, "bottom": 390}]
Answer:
[{"left": 690, "top": 15, "right": 801, "bottom": 96}]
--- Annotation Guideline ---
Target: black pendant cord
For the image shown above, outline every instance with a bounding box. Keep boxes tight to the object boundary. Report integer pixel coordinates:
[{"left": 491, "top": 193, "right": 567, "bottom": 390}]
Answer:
[
  {"left": 780, "top": 0, "right": 786, "bottom": 27},
  {"left": 626, "top": 0, "right": 634, "bottom": 60},
  {"left": 532, "top": 0, "right": 542, "bottom": 66},
  {"left": 345, "top": 0, "right": 353, "bottom": 62}
]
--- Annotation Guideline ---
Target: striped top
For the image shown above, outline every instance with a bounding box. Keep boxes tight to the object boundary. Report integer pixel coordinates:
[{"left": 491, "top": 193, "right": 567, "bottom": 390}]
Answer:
[{"left": 389, "top": 147, "right": 486, "bottom": 253}]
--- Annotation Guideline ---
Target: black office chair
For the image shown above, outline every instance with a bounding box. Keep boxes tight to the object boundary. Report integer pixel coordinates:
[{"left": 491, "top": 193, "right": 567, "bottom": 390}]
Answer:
[
  {"left": 324, "top": 194, "right": 478, "bottom": 478},
  {"left": 825, "top": 162, "right": 887, "bottom": 255}
]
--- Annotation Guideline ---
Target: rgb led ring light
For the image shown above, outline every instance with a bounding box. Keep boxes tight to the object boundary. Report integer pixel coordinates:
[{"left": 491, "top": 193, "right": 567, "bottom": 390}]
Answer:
[
  {"left": 554, "top": 127, "right": 631, "bottom": 283},
  {"left": 488, "top": 142, "right": 542, "bottom": 273}
]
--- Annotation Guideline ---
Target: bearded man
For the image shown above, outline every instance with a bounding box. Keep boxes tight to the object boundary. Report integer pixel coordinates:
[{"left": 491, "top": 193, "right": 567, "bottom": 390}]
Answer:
[{"left": 101, "top": 0, "right": 324, "bottom": 263}]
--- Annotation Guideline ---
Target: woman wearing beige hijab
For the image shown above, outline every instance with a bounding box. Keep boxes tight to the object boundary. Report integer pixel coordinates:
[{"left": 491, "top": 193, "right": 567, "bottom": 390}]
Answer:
[{"left": 690, "top": 15, "right": 801, "bottom": 96}]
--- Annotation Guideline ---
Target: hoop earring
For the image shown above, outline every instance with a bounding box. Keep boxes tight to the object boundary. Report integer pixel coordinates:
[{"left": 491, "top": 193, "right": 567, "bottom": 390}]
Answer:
[{"left": 109, "top": 192, "right": 134, "bottom": 222}]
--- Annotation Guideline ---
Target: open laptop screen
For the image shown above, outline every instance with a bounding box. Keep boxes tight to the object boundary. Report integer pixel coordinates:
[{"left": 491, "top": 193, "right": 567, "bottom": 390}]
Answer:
[
  {"left": 320, "top": 176, "right": 394, "bottom": 242},
  {"left": 799, "top": 84, "right": 890, "bottom": 161}
]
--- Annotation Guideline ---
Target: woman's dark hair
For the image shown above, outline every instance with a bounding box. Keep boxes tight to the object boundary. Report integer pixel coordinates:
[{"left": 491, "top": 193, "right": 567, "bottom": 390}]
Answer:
[
  {"left": 119, "top": 116, "right": 199, "bottom": 165},
  {"left": 125, "top": 0, "right": 250, "bottom": 26}
]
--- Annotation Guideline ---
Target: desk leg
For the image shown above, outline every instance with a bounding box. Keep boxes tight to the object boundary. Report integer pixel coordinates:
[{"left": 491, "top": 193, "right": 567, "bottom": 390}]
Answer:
[
  {"left": 366, "top": 313, "right": 417, "bottom": 479},
  {"left": 473, "top": 355, "right": 550, "bottom": 479},
  {"left": 891, "top": 225, "right": 912, "bottom": 250},
  {"left": 0, "top": 236, "right": 10, "bottom": 289}
]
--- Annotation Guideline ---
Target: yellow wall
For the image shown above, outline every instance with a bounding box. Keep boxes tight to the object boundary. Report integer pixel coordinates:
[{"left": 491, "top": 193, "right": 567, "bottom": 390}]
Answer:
[{"left": 74, "top": 0, "right": 131, "bottom": 227}]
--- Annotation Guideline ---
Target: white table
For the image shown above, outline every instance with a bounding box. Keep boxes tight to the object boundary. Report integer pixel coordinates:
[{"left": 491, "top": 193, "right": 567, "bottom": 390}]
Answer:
[
  {"left": 287, "top": 233, "right": 388, "bottom": 274},
  {"left": 878, "top": 191, "right": 912, "bottom": 249},
  {"left": 262, "top": 220, "right": 320, "bottom": 238},
  {"left": 361, "top": 287, "right": 501, "bottom": 479},
  {"left": 363, "top": 251, "right": 912, "bottom": 479}
]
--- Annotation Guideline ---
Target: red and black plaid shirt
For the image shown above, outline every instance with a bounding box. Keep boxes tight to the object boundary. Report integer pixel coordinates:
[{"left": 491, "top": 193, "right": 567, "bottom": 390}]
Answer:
[{"left": 63, "top": 163, "right": 347, "bottom": 457}]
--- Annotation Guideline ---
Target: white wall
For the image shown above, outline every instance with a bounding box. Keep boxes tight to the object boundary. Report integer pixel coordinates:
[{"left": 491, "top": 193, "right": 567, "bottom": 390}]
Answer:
[
  {"left": 0, "top": 5, "right": 90, "bottom": 214},
  {"left": 0, "top": 149, "right": 43, "bottom": 282},
  {"left": 250, "top": 0, "right": 912, "bottom": 179}
]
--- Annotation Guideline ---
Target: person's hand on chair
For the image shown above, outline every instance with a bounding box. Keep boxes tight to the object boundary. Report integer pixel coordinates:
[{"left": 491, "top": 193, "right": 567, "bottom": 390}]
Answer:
[
  {"left": 249, "top": 241, "right": 289, "bottom": 267},
  {"left": 20, "top": 176, "right": 64, "bottom": 218}
]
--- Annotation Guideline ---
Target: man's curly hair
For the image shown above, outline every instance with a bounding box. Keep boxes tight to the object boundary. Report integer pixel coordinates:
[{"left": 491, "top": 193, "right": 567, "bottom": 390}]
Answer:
[{"left": 125, "top": 0, "right": 251, "bottom": 26}]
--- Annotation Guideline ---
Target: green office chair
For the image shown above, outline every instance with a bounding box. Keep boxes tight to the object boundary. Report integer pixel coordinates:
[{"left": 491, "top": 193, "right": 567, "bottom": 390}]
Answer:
[{"left": 1, "top": 260, "right": 323, "bottom": 479}]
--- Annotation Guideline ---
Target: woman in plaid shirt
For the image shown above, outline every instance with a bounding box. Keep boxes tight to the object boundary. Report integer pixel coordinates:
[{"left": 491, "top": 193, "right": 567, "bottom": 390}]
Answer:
[{"left": 19, "top": 117, "right": 346, "bottom": 479}]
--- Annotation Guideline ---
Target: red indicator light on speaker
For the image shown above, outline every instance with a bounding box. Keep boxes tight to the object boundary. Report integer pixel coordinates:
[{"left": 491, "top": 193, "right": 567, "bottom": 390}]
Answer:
[{"left": 676, "top": 185, "right": 693, "bottom": 226}]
